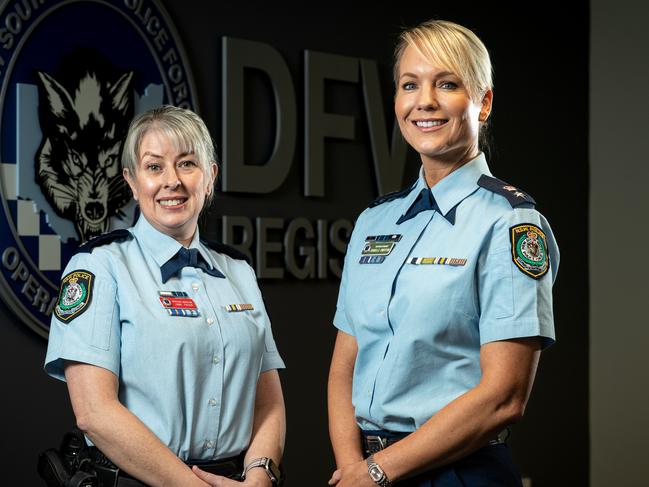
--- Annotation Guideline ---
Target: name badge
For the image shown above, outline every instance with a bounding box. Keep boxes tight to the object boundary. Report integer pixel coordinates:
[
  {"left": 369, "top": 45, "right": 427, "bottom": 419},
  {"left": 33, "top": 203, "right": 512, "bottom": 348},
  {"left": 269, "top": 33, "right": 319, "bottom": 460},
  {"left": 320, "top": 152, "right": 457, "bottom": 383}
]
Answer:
[
  {"left": 365, "top": 234, "right": 402, "bottom": 242},
  {"left": 359, "top": 234, "right": 402, "bottom": 264},
  {"left": 362, "top": 242, "right": 395, "bottom": 256},
  {"left": 359, "top": 256, "right": 386, "bottom": 264},
  {"left": 159, "top": 291, "right": 200, "bottom": 317}
]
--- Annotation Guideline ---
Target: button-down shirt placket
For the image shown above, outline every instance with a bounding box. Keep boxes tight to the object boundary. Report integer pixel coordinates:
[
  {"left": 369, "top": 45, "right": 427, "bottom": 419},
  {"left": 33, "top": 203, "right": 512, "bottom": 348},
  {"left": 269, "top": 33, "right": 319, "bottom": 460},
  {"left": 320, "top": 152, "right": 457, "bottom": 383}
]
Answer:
[
  {"left": 366, "top": 209, "right": 436, "bottom": 420},
  {"left": 181, "top": 266, "right": 224, "bottom": 458}
]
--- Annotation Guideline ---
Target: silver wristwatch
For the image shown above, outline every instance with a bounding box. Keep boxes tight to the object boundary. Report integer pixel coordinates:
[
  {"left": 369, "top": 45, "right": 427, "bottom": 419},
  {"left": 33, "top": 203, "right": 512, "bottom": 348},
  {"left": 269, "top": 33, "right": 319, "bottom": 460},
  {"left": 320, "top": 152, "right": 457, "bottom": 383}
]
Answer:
[
  {"left": 366, "top": 455, "right": 392, "bottom": 487},
  {"left": 242, "top": 457, "right": 282, "bottom": 485}
]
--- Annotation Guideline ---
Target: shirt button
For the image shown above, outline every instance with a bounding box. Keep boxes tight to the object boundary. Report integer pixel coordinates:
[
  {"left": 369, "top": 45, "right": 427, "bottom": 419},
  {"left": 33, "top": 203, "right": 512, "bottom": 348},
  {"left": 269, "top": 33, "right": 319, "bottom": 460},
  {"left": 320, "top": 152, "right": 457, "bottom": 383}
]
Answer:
[
  {"left": 203, "top": 440, "right": 214, "bottom": 449},
  {"left": 206, "top": 317, "right": 214, "bottom": 325},
  {"left": 212, "top": 356, "right": 220, "bottom": 364},
  {"left": 192, "top": 283, "right": 199, "bottom": 291},
  {"left": 208, "top": 398, "right": 217, "bottom": 407},
  {"left": 379, "top": 310, "right": 385, "bottom": 316}
]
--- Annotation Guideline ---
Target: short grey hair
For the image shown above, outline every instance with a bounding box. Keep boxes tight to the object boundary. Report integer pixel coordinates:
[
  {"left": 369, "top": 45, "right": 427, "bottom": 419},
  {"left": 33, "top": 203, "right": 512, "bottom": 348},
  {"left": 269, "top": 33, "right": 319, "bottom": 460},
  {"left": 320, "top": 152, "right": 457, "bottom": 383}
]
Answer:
[{"left": 122, "top": 105, "right": 217, "bottom": 204}]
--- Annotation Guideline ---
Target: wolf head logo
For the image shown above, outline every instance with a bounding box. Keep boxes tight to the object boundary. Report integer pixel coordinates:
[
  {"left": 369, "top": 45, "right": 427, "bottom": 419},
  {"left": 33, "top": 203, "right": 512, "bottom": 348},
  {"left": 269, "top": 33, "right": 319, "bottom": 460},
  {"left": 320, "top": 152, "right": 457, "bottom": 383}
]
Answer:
[{"left": 35, "top": 64, "right": 134, "bottom": 242}]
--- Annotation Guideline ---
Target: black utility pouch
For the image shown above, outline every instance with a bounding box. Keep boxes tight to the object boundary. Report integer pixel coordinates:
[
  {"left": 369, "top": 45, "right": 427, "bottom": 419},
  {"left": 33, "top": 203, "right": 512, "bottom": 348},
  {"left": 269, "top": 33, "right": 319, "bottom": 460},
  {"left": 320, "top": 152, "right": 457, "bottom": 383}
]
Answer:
[
  {"left": 60, "top": 428, "right": 88, "bottom": 472},
  {"left": 88, "top": 448, "right": 119, "bottom": 487},
  {"left": 67, "top": 471, "right": 98, "bottom": 487},
  {"left": 37, "top": 428, "right": 98, "bottom": 487},
  {"left": 37, "top": 448, "right": 70, "bottom": 487}
]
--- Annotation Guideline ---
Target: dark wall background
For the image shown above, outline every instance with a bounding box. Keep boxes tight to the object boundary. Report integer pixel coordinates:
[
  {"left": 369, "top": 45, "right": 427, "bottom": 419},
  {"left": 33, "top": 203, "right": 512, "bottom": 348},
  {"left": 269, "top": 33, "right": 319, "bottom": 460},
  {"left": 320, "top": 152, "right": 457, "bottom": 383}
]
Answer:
[
  {"left": 0, "top": 2, "right": 588, "bottom": 485},
  {"left": 590, "top": 1, "right": 649, "bottom": 485}
]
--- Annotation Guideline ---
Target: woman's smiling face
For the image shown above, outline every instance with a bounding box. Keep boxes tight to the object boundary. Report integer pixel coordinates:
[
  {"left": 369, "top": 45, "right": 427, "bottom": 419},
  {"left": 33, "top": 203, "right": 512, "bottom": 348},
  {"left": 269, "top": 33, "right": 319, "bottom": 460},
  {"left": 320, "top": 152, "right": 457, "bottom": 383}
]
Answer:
[
  {"left": 124, "top": 129, "right": 216, "bottom": 245},
  {"left": 395, "top": 44, "right": 492, "bottom": 166}
]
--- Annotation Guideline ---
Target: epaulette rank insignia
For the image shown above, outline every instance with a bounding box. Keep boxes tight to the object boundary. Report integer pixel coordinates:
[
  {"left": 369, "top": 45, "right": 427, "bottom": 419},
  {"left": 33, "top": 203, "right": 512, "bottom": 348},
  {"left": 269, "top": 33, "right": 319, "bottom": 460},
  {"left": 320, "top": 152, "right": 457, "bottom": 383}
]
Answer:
[
  {"left": 368, "top": 182, "right": 417, "bottom": 208},
  {"left": 76, "top": 229, "right": 132, "bottom": 254},
  {"left": 477, "top": 175, "right": 536, "bottom": 208}
]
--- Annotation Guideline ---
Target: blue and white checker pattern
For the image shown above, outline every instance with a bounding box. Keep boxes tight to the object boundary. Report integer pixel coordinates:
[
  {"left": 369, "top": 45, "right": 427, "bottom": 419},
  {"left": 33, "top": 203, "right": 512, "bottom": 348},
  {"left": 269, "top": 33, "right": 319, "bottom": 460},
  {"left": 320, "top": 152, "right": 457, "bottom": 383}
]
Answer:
[{"left": 1, "top": 162, "right": 64, "bottom": 274}]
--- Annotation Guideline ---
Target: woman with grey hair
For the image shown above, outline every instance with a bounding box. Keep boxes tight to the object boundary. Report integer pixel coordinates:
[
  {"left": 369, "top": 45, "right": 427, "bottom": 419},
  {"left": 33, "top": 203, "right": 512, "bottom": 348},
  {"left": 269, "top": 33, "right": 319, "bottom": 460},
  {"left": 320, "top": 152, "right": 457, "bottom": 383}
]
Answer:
[
  {"left": 327, "top": 19, "right": 559, "bottom": 487},
  {"left": 44, "top": 105, "right": 286, "bottom": 487}
]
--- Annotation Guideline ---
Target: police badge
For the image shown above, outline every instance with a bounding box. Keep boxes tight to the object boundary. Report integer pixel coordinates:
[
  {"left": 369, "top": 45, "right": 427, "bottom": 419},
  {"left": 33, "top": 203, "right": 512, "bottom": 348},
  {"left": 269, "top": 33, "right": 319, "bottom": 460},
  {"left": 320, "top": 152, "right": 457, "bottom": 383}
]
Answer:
[
  {"left": 0, "top": 0, "right": 197, "bottom": 338},
  {"left": 54, "top": 270, "right": 95, "bottom": 322},
  {"left": 510, "top": 224, "right": 549, "bottom": 279}
]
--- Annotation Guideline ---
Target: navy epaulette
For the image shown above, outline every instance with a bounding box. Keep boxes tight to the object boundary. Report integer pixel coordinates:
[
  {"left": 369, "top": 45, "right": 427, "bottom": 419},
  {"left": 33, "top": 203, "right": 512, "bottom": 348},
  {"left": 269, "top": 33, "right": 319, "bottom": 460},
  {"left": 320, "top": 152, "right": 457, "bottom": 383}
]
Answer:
[
  {"left": 200, "top": 238, "right": 250, "bottom": 263},
  {"left": 368, "top": 182, "right": 417, "bottom": 208},
  {"left": 477, "top": 175, "right": 536, "bottom": 208},
  {"left": 76, "top": 229, "right": 132, "bottom": 254}
]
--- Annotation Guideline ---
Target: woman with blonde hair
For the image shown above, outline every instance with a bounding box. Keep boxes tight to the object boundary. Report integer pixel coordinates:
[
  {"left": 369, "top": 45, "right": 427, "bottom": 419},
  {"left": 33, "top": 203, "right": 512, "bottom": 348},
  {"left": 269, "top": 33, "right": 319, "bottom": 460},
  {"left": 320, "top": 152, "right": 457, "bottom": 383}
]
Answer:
[{"left": 328, "top": 19, "right": 559, "bottom": 487}]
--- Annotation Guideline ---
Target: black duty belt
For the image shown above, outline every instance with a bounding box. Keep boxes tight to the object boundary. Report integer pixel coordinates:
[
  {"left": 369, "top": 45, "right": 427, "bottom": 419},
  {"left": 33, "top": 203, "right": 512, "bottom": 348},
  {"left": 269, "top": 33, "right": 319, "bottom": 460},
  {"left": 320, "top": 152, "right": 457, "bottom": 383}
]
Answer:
[
  {"left": 362, "top": 431, "right": 409, "bottom": 455},
  {"left": 188, "top": 454, "right": 244, "bottom": 479},
  {"left": 362, "top": 430, "right": 507, "bottom": 456},
  {"left": 89, "top": 447, "right": 244, "bottom": 485}
]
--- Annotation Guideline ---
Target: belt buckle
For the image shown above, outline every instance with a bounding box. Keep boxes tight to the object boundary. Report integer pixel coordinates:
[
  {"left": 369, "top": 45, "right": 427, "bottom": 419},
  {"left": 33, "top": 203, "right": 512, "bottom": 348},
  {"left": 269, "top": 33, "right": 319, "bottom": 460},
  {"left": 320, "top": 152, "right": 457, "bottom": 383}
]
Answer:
[
  {"left": 488, "top": 429, "right": 509, "bottom": 446},
  {"left": 365, "top": 435, "right": 388, "bottom": 454}
]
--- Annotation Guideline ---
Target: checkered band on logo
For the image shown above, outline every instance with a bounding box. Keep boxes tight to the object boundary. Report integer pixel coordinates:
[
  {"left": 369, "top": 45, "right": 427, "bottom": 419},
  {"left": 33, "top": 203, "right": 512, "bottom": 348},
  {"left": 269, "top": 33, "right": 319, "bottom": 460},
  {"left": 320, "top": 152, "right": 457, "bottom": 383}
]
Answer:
[
  {"left": 1, "top": 163, "right": 63, "bottom": 276},
  {"left": 0, "top": 0, "right": 197, "bottom": 337}
]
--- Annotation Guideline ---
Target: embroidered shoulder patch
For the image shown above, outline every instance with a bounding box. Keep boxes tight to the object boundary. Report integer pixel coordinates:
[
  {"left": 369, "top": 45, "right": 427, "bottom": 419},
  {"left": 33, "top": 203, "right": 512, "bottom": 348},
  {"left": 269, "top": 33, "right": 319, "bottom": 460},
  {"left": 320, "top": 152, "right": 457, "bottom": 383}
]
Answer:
[
  {"left": 54, "top": 270, "right": 95, "bottom": 322},
  {"left": 510, "top": 224, "right": 549, "bottom": 279}
]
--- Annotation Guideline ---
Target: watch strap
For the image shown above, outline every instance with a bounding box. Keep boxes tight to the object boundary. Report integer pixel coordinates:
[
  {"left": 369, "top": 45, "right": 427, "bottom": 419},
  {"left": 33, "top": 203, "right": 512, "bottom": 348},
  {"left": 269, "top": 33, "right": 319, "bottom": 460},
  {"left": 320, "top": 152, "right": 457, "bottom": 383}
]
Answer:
[{"left": 242, "top": 457, "right": 282, "bottom": 485}]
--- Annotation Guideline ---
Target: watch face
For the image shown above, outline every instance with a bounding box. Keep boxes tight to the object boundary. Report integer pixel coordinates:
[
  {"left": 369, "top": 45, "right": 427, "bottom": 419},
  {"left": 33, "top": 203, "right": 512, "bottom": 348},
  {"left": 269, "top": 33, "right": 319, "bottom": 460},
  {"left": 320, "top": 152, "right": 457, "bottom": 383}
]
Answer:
[
  {"left": 268, "top": 462, "right": 280, "bottom": 480},
  {"left": 369, "top": 465, "right": 384, "bottom": 481}
]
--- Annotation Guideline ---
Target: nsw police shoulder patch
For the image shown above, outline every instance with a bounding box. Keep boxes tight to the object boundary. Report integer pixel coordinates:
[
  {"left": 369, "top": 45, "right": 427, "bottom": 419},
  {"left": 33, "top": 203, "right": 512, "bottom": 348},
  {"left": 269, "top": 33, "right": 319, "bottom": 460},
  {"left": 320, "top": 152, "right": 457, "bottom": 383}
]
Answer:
[
  {"left": 54, "top": 270, "right": 95, "bottom": 323},
  {"left": 510, "top": 224, "right": 549, "bottom": 279}
]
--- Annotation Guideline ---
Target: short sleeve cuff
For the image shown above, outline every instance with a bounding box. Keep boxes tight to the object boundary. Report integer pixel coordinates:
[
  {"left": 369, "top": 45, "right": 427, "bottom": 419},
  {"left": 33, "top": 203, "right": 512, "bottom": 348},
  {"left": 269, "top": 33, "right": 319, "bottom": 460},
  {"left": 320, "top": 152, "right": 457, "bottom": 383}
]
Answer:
[
  {"left": 44, "top": 348, "right": 121, "bottom": 381},
  {"left": 479, "top": 319, "right": 555, "bottom": 350},
  {"left": 333, "top": 308, "right": 354, "bottom": 335},
  {"left": 261, "top": 351, "right": 285, "bottom": 372}
]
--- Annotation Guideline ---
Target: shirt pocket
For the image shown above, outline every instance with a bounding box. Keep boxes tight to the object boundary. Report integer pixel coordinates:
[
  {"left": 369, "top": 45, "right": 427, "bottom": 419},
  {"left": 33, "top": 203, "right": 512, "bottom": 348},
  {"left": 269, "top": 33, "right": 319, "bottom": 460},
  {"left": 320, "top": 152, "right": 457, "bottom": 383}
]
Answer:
[
  {"left": 485, "top": 248, "right": 514, "bottom": 319},
  {"left": 216, "top": 308, "right": 266, "bottom": 359},
  {"left": 90, "top": 279, "right": 117, "bottom": 350}
]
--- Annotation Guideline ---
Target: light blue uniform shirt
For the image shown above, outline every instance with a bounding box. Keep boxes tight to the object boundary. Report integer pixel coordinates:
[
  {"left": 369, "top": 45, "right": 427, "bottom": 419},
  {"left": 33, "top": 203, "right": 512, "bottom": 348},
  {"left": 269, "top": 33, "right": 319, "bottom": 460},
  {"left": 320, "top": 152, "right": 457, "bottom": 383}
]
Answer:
[
  {"left": 45, "top": 215, "right": 284, "bottom": 460},
  {"left": 334, "top": 154, "right": 559, "bottom": 432}
]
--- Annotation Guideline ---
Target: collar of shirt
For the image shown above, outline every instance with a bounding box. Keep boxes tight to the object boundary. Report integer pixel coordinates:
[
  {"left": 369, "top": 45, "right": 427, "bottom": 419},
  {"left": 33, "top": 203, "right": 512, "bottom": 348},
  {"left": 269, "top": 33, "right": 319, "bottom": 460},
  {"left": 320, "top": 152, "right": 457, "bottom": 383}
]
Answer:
[
  {"left": 131, "top": 215, "right": 219, "bottom": 277},
  {"left": 398, "top": 153, "right": 492, "bottom": 225}
]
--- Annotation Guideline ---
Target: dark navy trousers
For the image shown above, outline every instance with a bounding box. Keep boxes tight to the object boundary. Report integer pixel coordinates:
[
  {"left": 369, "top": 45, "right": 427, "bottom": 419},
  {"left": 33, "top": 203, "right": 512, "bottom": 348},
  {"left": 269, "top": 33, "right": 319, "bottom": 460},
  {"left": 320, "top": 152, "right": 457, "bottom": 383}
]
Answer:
[{"left": 395, "top": 444, "right": 523, "bottom": 487}]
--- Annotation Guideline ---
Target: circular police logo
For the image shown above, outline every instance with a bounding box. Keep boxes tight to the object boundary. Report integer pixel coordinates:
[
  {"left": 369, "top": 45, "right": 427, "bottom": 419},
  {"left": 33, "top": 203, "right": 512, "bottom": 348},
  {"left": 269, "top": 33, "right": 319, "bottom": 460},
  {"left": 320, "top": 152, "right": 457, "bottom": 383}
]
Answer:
[
  {"left": 54, "top": 269, "right": 94, "bottom": 322},
  {"left": 61, "top": 278, "right": 85, "bottom": 309},
  {"left": 519, "top": 232, "right": 544, "bottom": 263},
  {"left": 0, "top": 0, "right": 198, "bottom": 338},
  {"left": 510, "top": 224, "right": 549, "bottom": 280}
]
